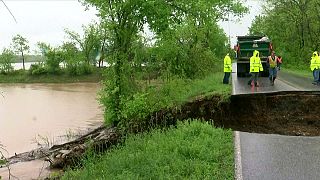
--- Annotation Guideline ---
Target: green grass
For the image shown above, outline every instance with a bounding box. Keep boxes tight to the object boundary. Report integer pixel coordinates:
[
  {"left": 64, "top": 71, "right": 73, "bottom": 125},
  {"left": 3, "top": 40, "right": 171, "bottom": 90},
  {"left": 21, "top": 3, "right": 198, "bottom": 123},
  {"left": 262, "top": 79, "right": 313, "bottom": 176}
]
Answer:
[
  {"left": 0, "top": 68, "right": 103, "bottom": 83},
  {"left": 282, "top": 67, "right": 310, "bottom": 78},
  {"left": 63, "top": 121, "right": 234, "bottom": 180},
  {"left": 116, "top": 72, "right": 231, "bottom": 125},
  {"left": 177, "top": 72, "right": 231, "bottom": 101},
  {"left": 280, "top": 62, "right": 311, "bottom": 77}
]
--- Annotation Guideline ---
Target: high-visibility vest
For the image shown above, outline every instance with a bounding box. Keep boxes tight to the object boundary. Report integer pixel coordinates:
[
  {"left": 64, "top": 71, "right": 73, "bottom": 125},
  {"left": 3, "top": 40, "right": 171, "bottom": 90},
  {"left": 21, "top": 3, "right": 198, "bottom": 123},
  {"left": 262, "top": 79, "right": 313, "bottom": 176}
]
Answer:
[
  {"left": 310, "top": 52, "right": 320, "bottom": 71},
  {"left": 268, "top": 56, "right": 277, "bottom": 68},
  {"left": 224, "top": 55, "right": 232, "bottom": 72},
  {"left": 250, "top": 51, "right": 263, "bottom": 73}
]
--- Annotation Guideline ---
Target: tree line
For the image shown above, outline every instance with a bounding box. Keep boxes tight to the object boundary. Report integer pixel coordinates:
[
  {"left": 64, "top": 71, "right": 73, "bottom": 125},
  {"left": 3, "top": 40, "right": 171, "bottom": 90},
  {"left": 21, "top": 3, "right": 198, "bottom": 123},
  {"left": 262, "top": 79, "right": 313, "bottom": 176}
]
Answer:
[
  {"left": 249, "top": 0, "right": 320, "bottom": 69},
  {"left": 0, "top": 22, "right": 105, "bottom": 75}
]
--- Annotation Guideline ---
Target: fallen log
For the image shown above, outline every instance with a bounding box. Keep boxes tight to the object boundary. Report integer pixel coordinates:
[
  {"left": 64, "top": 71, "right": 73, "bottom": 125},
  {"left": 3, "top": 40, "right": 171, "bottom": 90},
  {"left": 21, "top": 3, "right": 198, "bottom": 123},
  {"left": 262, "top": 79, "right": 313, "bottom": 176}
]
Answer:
[{"left": 6, "top": 125, "right": 121, "bottom": 169}]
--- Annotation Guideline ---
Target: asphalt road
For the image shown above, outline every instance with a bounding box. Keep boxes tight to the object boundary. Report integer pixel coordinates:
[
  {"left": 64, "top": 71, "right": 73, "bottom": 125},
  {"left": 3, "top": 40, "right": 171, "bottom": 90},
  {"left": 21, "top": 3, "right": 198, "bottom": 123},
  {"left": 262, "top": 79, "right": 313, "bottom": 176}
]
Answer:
[
  {"left": 232, "top": 65, "right": 320, "bottom": 180},
  {"left": 231, "top": 63, "right": 320, "bottom": 95},
  {"left": 235, "top": 132, "right": 320, "bottom": 180}
]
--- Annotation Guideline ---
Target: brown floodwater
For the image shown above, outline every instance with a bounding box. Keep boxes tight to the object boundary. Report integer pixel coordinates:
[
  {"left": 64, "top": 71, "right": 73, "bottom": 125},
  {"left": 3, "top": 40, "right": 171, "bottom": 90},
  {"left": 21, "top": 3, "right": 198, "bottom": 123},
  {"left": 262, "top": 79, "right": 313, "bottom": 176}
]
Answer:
[{"left": 0, "top": 83, "right": 103, "bottom": 157}]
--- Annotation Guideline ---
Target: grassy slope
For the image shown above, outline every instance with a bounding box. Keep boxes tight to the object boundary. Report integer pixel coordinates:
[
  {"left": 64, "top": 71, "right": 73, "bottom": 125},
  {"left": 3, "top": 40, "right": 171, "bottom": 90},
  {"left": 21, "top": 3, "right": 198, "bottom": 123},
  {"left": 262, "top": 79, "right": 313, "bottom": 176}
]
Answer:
[
  {"left": 62, "top": 72, "right": 234, "bottom": 179},
  {"left": 282, "top": 67, "right": 310, "bottom": 78},
  {"left": 63, "top": 121, "right": 234, "bottom": 180},
  {"left": 0, "top": 69, "right": 103, "bottom": 83}
]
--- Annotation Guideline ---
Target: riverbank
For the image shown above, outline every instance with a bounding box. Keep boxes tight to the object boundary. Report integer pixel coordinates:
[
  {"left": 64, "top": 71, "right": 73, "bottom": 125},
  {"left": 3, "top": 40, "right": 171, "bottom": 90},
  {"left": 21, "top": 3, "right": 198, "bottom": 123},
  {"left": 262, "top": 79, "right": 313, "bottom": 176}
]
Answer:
[
  {"left": 0, "top": 72, "right": 235, "bottom": 179},
  {"left": 0, "top": 68, "right": 103, "bottom": 83}
]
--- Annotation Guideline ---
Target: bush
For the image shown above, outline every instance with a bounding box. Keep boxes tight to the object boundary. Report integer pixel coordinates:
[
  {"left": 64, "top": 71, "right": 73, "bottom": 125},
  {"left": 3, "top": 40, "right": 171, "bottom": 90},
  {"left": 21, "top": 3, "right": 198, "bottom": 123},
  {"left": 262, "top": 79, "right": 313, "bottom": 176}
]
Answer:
[
  {"left": 0, "top": 49, "right": 14, "bottom": 74},
  {"left": 77, "top": 63, "right": 93, "bottom": 75},
  {"left": 29, "top": 64, "right": 47, "bottom": 75},
  {"left": 45, "top": 50, "right": 63, "bottom": 74},
  {"left": 66, "top": 63, "right": 93, "bottom": 76}
]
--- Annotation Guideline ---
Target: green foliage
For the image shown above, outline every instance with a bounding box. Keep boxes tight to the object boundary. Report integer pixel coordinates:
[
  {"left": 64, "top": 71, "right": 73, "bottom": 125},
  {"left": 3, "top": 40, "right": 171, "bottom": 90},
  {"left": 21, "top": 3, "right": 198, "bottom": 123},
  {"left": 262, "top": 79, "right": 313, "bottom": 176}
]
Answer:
[
  {"left": 155, "top": 21, "right": 227, "bottom": 79},
  {"left": 103, "top": 72, "right": 231, "bottom": 126},
  {"left": 0, "top": 48, "right": 14, "bottom": 74},
  {"left": 249, "top": 0, "right": 320, "bottom": 68},
  {"left": 64, "top": 23, "right": 99, "bottom": 65},
  {"left": 11, "top": 34, "right": 30, "bottom": 70},
  {"left": 63, "top": 121, "right": 234, "bottom": 179},
  {"left": 45, "top": 49, "right": 63, "bottom": 74},
  {"left": 100, "top": 58, "right": 138, "bottom": 125},
  {"left": 0, "top": 68, "right": 103, "bottom": 83},
  {"left": 83, "top": 0, "right": 246, "bottom": 125},
  {"left": 29, "top": 64, "right": 47, "bottom": 75}
]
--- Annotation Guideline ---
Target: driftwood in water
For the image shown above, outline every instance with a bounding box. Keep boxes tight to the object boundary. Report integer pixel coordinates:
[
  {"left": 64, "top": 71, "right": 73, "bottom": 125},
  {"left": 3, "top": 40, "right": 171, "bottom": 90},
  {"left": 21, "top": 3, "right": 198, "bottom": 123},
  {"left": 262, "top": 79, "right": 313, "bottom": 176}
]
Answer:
[{"left": 7, "top": 126, "right": 120, "bottom": 169}]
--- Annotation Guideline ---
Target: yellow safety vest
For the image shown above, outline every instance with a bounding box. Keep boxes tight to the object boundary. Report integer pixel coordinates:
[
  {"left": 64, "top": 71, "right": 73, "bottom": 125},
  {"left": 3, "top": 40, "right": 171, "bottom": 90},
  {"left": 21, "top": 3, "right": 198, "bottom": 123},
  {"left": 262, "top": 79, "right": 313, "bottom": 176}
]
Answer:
[
  {"left": 250, "top": 51, "right": 263, "bottom": 73},
  {"left": 268, "top": 56, "right": 277, "bottom": 68},
  {"left": 224, "top": 55, "right": 232, "bottom": 72},
  {"left": 310, "top": 53, "right": 320, "bottom": 71}
]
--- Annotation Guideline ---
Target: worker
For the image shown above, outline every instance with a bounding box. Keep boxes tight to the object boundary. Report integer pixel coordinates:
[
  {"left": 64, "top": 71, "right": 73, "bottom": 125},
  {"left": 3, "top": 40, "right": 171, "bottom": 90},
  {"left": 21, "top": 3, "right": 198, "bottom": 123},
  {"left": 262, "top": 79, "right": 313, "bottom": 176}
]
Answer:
[
  {"left": 310, "top": 51, "right": 320, "bottom": 85},
  {"left": 223, "top": 53, "right": 232, "bottom": 84},
  {"left": 248, "top": 50, "right": 263, "bottom": 87},
  {"left": 267, "top": 51, "right": 280, "bottom": 86}
]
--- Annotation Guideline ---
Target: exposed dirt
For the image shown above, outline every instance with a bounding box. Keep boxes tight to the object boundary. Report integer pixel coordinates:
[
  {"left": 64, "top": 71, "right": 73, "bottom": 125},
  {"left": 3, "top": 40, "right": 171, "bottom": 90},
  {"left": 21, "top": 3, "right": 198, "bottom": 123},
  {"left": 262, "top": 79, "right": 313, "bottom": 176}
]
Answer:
[
  {"left": 3, "top": 91, "right": 320, "bottom": 172},
  {"left": 140, "top": 91, "right": 320, "bottom": 137},
  {"left": 226, "top": 91, "right": 320, "bottom": 136}
]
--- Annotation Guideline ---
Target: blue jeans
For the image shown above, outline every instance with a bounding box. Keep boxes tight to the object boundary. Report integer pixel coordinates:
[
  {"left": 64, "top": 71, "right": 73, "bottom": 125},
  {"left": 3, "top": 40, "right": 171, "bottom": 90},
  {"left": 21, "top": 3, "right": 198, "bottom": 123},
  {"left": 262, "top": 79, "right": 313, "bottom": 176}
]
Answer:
[
  {"left": 313, "top": 69, "right": 320, "bottom": 82},
  {"left": 269, "top": 67, "right": 278, "bottom": 81},
  {"left": 223, "top": 72, "right": 231, "bottom": 84}
]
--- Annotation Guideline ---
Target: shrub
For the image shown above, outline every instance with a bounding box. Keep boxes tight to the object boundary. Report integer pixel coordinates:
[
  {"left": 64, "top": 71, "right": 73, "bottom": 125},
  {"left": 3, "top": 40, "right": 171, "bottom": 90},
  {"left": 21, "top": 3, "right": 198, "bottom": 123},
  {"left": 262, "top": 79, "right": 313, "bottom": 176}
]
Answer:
[
  {"left": 29, "top": 64, "right": 47, "bottom": 75},
  {"left": 0, "top": 49, "right": 14, "bottom": 74}
]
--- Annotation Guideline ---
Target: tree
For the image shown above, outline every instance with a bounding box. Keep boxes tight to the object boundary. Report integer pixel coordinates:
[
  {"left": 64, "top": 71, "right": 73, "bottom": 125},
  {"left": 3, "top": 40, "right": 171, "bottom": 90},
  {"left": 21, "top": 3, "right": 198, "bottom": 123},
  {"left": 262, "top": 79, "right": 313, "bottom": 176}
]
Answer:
[
  {"left": 36, "top": 42, "right": 51, "bottom": 57},
  {"left": 249, "top": 0, "right": 320, "bottom": 66},
  {"left": 11, "top": 34, "right": 29, "bottom": 70},
  {"left": 81, "top": 0, "right": 248, "bottom": 125},
  {"left": 0, "top": 48, "right": 14, "bottom": 74},
  {"left": 64, "top": 22, "right": 99, "bottom": 65}
]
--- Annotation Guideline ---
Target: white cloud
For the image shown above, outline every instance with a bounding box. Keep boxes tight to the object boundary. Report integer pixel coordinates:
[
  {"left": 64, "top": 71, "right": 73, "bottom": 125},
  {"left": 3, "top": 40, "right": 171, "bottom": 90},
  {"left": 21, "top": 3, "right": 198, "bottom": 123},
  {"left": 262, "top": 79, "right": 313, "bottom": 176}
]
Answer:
[{"left": 0, "top": 0, "right": 98, "bottom": 52}]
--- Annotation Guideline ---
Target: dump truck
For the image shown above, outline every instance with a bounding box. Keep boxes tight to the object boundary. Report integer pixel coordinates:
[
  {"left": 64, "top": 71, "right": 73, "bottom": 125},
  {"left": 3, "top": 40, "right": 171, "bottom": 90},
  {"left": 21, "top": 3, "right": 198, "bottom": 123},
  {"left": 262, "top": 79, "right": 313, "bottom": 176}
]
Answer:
[{"left": 235, "top": 36, "right": 273, "bottom": 77}]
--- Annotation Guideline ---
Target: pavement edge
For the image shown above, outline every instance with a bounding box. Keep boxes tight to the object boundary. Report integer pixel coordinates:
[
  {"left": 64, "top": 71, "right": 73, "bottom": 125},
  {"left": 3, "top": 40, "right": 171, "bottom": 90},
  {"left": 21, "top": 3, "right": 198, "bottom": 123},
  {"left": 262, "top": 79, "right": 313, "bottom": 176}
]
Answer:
[{"left": 234, "top": 131, "right": 243, "bottom": 180}]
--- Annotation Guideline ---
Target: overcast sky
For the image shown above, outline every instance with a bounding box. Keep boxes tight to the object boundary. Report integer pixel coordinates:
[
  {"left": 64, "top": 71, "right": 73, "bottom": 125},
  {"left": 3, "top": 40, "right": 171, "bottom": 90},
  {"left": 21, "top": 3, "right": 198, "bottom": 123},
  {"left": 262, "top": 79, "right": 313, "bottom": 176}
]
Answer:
[
  {"left": 219, "top": 0, "right": 263, "bottom": 46},
  {"left": 0, "top": 0, "right": 98, "bottom": 52},
  {"left": 0, "top": 0, "right": 262, "bottom": 52}
]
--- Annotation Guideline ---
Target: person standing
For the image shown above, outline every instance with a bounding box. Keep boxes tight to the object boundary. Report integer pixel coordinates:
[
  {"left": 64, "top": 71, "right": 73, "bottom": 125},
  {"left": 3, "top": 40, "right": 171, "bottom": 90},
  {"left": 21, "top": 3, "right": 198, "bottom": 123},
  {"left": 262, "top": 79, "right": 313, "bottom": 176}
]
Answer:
[
  {"left": 267, "top": 51, "right": 279, "bottom": 86},
  {"left": 310, "top": 51, "right": 320, "bottom": 85},
  {"left": 248, "top": 50, "right": 263, "bottom": 87},
  {"left": 223, "top": 53, "right": 232, "bottom": 84}
]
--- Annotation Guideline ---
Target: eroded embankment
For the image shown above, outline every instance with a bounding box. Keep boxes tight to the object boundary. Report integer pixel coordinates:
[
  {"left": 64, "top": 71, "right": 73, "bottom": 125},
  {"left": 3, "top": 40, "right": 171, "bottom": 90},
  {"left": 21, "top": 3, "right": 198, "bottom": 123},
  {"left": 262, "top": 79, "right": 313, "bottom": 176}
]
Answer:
[
  {"left": 5, "top": 91, "right": 320, "bottom": 170},
  {"left": 173, "top": 91, "right": 320, "bottom": 136},
  {"left": 227, "top": 91, "right": 320, "bottom": 136}
]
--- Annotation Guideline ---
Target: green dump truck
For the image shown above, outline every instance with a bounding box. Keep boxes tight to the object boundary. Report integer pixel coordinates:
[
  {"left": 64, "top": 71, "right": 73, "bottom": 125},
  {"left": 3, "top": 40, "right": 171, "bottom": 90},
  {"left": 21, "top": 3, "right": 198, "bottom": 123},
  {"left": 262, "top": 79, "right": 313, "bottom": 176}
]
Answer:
[{"left": 236, "top": 36, "right": 273, "bottom": 77}]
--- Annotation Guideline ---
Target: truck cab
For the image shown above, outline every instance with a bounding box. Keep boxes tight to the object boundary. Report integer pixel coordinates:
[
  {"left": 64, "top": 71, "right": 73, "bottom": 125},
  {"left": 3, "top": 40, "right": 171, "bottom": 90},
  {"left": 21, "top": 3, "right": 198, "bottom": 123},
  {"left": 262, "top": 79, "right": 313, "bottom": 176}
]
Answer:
[{"left": 236, "top": 36, "right": 272, "bottom": 77}]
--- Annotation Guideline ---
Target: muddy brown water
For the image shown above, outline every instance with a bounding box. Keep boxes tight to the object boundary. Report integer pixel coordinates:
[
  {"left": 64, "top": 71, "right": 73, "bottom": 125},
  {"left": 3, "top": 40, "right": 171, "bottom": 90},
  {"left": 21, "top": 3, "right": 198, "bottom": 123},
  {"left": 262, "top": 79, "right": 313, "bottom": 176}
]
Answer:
[{"left": 0, "top": 83, "right": 103, "bottom": 157}]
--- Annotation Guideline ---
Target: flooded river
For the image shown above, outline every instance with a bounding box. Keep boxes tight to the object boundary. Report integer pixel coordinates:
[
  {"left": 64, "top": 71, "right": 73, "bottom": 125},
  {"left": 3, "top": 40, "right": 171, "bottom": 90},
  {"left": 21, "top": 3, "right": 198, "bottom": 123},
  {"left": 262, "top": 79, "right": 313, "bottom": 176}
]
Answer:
[{"left": 0, "top": 83, "right": 103, "bottom": 157}]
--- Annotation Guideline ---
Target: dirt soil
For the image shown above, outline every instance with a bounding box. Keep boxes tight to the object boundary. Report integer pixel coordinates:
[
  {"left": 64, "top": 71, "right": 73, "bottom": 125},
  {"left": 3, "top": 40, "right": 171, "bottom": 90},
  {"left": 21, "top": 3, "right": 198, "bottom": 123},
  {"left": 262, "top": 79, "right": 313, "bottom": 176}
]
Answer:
[{"left": 226, "top": 91, "right": 320, "bottom": 136}]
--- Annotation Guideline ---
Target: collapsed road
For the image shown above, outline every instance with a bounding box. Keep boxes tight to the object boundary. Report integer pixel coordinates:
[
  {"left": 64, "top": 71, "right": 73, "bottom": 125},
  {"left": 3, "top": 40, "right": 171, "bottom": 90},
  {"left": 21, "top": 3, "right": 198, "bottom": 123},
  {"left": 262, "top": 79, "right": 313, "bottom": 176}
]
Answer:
[{"left": 232, "top": 69, "right": 320, "bottom": 180}]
